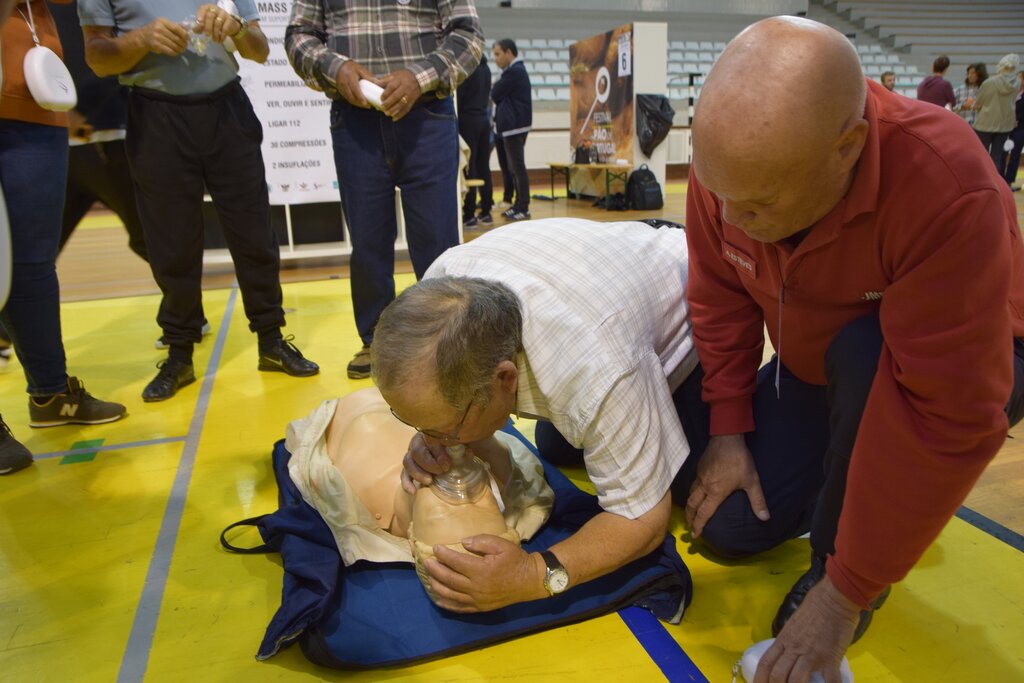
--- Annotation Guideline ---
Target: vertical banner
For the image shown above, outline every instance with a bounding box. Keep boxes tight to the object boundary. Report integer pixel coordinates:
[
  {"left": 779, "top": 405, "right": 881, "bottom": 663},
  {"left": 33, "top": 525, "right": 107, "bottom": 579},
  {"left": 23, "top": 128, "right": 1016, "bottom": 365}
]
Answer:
[
  {"left": 570, "top": 24, "right": 634, "bottom": 166},
  {"left": 237, "top": 5, "right": 338, "bottom": 205}
]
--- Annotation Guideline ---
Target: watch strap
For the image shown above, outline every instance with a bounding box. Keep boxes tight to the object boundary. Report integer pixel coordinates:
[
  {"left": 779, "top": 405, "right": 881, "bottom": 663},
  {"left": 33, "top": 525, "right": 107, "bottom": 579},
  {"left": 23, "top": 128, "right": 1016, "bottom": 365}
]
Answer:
[{"left": 230, "top": 14, "right": 248, "bottom": 39}]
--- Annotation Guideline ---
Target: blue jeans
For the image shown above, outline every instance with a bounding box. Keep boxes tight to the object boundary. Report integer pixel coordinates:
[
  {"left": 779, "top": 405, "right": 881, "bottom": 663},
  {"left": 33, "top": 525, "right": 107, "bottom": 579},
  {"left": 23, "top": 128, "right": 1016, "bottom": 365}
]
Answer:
[
  {"left": 1005, "top": 128, "right": 1024, "bottom": 186},
  {"left": 0, "top": 120, "right": 69, "bottom": 396},
  {"left": 330, "top": 97, "right": 460, "bottom": 343}
]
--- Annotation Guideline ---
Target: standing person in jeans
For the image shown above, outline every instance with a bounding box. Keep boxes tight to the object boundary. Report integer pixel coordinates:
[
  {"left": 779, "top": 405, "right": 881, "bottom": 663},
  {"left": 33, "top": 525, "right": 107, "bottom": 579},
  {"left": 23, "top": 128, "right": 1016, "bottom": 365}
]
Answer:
[
  {"left": 1006, "top": 70, "right": 1024, "bottom": 190},
  {"left": 80, "top": 1, "right": 320, "bottom": 403},
  {"left": 459, "top": 55, "right": 494, "bottom": 228},
  {"left": 1, "top": 0, "right": 127, "bottom": 477},
  {"left": 285, "top": 0, "right": 483, "bottom": 380},
  {"left": 492, "top": 39, "right": 532, "bottom": 221}
]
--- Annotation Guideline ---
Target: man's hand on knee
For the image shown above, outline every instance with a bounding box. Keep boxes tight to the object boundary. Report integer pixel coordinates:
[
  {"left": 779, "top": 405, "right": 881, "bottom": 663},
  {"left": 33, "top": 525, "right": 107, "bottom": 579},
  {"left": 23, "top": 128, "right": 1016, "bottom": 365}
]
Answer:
[{"left": 685, "top": 433, "right": 770, "bottom": 538}]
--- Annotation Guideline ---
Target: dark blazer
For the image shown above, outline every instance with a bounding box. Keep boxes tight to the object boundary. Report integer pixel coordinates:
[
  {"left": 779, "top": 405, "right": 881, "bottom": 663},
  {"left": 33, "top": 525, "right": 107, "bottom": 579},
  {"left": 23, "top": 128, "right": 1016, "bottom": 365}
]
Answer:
[
  {"left": 492, "top": 60, "right": 532, "bottom": 136},
  {"left": 457, "top": 55, "right": 492, "bottom": 120}
]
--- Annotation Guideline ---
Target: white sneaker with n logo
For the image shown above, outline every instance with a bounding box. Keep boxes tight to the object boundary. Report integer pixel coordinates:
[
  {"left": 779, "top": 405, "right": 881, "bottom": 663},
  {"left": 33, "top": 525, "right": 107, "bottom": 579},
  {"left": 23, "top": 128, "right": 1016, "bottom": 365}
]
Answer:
[{"left": 28, "top": 376, "right": 127, "bottom": 428}]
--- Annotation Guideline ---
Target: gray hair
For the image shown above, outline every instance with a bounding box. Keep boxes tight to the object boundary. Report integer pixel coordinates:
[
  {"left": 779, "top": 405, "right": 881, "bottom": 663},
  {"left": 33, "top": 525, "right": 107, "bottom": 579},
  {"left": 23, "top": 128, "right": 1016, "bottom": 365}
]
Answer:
[{"left": 371, "top": 276, "right": 523, "bottom": 408}]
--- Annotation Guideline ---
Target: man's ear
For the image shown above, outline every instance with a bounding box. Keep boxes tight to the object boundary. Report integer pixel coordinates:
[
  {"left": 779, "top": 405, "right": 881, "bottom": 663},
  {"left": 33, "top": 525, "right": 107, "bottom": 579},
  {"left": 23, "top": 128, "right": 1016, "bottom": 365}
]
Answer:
[
  {"left": 494, "top": 359, "right": 518, "bottom": 395},
  {"left": 836, "top": 118, "right": 869, "bottom": 171}
]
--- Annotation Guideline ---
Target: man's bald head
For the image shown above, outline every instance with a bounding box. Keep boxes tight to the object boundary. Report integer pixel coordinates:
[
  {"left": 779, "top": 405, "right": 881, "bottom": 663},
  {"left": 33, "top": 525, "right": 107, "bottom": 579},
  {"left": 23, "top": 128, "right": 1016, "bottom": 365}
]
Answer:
[{"left": 692, "top": 17, "right": 870, "bottom": 242}]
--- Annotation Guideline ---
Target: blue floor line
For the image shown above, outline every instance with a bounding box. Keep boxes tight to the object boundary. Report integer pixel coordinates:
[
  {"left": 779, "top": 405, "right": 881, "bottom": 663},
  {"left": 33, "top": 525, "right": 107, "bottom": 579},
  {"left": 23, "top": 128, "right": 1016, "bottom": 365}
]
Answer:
[
  {"left": 956, "top": 505, "right": 1024, "bottom": 553},
  {"left": 34, "top": 435, "right": 187, "bottom": 460},
  {"left": 117, "top": 289, "right": 238, "bottom": 683},
  {"left": 619, "top": 606, "right": 709, "bottom": 683}
]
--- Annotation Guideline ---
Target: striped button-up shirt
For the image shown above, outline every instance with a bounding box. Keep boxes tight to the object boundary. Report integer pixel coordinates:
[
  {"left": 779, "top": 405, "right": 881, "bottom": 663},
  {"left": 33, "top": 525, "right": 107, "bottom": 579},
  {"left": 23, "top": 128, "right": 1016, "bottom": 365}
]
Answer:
[
  {"left": 425, "top": 219, "right": 697, "bottom": 520},
  {"left": 285, "top": 0, "right": 484, "bottom": 100}
]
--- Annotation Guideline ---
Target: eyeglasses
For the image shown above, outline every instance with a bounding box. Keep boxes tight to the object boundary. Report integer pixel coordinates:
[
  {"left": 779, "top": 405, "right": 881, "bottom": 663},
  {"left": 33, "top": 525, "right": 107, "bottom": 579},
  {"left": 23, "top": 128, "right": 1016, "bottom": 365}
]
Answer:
[{"left": 390, "top": 398, "right": 474, "bottom": 443}]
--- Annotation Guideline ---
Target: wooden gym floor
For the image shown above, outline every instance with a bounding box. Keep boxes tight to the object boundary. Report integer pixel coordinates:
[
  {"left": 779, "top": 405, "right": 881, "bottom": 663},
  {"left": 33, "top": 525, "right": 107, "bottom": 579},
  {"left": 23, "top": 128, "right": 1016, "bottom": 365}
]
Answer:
[{"left": 1, "top": 181, "right": 1022, "bottom": 682}]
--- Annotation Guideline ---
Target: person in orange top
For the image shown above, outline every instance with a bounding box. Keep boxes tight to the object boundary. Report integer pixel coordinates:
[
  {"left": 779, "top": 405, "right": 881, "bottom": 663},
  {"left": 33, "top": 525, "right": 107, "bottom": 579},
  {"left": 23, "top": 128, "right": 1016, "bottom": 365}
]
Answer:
[
  {"left": 682, "top": 17, "right": 1024, "bottom": 682},
  {"left": 0, "top": 1, "right": 127, "bottom": 476}
]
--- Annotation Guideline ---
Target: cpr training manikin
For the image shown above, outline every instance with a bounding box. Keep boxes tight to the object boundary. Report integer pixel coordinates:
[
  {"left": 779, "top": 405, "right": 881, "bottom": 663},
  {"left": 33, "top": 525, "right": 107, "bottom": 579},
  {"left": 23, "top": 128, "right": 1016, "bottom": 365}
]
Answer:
[{"left": 284, "top": 388, "right": 554, "bottom": 605}]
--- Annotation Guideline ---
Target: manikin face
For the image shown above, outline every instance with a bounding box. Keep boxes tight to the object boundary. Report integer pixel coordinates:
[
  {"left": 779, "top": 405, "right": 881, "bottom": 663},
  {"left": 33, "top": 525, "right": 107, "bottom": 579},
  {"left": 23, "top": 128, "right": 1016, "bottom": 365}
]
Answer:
[
  {"left": 493, "top": 44, "right": 513, "bottom": 70},
  {"left": 882, "top": 73, "right": 895, "bottom": 91}
]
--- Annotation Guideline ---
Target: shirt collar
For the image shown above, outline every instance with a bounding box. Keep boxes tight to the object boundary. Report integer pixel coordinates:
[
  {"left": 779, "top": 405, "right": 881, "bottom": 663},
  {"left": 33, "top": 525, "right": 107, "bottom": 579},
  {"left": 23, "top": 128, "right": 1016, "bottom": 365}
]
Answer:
[{"left": 506, "top": 56, "right": 524, "bottom": 70}]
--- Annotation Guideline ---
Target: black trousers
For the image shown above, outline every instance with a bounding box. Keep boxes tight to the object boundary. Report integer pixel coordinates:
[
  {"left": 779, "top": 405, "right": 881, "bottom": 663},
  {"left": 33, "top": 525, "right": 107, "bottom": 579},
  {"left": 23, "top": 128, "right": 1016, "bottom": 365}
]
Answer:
[
  {"left": 61, "top": 139, "right": 148, "bottom": 261},
  {"left": 537, "top": 313, "right": 1024, "bottom": 559},
  {"left": 494, "top": 135, "right": 515, "bottom": 204},
  {"left": 501, "top": 132, "right": 530, "bottom": 213},
  {"left": 459, "top": 115, "right": 493, "bottom": 218},
  {"left": 975, "top": 129, "right": 1010, "bottom": 177},
  {"left": 125, "top": 81, "right": 284, "bottom": 352}
]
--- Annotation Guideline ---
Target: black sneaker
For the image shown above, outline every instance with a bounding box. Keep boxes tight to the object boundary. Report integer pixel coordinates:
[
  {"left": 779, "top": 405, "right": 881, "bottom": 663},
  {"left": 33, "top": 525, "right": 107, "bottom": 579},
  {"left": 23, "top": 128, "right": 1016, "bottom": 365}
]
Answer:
[
  {"left": 347, "top": 344, "right": 371, "bottom": 379},
  {"left": 142, "top": 359, "right": 196, "bottom": 402},
  {"left": 463, "top": 216, "right": 479, "bottom": 229},
  {"left": 155, "top": 320, "right": 212, "bottom": 350},
  {"left": 258, "top": 336, "right": 319, "bottom": 377},
  {"left": 501, "top": 207, "right": 516, "bottom": 219},
  {"left": 508, "top": 210, "right": 531, "bottom": 221},
  {"left": 477, "top": 212, "right": 493, "bottom": 225},
  {"left": 0, "top": 416, "right": 33, "bottom": 475},
  {"left": 29, "top": 377, "right": 128, "bottom": 427},
  {"left": 771, "top": 554, "right": 891, "bottom": 643}
]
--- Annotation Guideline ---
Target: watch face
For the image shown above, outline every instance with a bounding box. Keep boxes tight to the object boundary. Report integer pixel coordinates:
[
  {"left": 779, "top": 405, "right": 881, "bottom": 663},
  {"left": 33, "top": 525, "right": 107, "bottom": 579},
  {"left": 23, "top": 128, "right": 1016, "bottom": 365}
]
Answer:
[{"left": 549, "top": 569, "right": 569, "bottom": 593}]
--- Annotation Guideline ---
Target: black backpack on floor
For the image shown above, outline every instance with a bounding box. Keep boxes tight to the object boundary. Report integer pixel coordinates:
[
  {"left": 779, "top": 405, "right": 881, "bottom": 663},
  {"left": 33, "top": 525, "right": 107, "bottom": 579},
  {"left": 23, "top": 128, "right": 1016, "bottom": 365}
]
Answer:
[{"left": 626, "top": 164, "right": 663, "bottom": 210}]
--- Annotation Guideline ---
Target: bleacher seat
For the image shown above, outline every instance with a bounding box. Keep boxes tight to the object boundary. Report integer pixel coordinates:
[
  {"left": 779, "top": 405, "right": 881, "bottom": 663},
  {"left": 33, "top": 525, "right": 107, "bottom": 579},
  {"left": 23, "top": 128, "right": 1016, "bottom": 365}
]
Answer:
[
  {"left": 683, "top": 62, "right": 700, "bottom": 74},
  {"left": 698, "top": 52, "right": 714, "bottom": 62},
  {"left": 669, "top": 41, "right": 686, "bottom": 51},
  {"left": 551, "top": 62, "right": 569, "bottom": 74},
  {"left": 685, "top": 40, "right": 700, "bottom": 50},
  {"left": 524, "top": 49, "right": 542, "bottom": 61},
  {"left": 669, "top": 50, "right": 684, "bottom": 62},
  {"left": 713, "top": 41, "right": 726, "bottom": 51},
  {"left": 533, "top": 39, "right": 548, "bottom": 49},
  {"left": 556, "top": 88, "right": 570, "bottom": 100},
  {"left": 517, "top": 39, "right": 533, "bottom": 49},
  {"left": 533, "top": 62, "right": 552, "bottom": 73},
  {"left": 668, "top": 63, "right": 685, "bottom": 74},
  {"left": 544, "top": 74, "right": 563, "bottom": 85},
  {"left": 699, "top": 41, "right": 714, "bottom": 50}
]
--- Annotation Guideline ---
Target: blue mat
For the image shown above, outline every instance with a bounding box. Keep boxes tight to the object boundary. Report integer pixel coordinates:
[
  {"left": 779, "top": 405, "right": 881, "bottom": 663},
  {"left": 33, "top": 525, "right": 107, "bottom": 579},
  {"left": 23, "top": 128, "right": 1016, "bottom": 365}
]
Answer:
[{"left": 225, "top": 423, "right": 692, "bottom": 669}]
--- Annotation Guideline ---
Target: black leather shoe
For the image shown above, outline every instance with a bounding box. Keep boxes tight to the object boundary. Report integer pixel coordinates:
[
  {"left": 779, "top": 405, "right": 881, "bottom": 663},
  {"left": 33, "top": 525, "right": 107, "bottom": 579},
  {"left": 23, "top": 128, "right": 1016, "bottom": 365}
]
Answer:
[
  {"left": 771, "top": 554, "right": 891, "bottom": 643},
  {"left": 258, "top": 336, "right": 319, "bottom": 377},
  {"left": 142, "top": 359, "right": 196, "bottom": 402}
]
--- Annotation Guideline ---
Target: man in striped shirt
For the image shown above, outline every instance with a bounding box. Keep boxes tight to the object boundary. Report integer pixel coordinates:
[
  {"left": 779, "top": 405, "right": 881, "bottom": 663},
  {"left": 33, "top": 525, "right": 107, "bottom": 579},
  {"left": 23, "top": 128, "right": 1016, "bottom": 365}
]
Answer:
[{"left": 285, "top": 0, "right": 484, "bottom": 380}]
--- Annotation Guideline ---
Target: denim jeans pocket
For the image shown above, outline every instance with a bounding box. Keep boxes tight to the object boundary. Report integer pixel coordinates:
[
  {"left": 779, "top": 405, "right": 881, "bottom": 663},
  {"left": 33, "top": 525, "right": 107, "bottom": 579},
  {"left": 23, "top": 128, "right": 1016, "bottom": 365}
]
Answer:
[
  {"left": 330, "top": 103, "right": 347, "bottom": 130},
  {"left": 418, "top": 96, "right": 457, "bottom": 121}
]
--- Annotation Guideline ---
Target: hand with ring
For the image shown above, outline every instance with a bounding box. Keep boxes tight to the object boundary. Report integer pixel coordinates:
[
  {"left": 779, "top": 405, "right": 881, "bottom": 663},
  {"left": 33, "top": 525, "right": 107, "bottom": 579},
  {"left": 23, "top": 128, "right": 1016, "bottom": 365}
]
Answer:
[
  {"left": 196, "top": 3, "right": 241, "bottom": 43},
  {"left": 380, "top": 69, "right": 421, "bottom": 121}
]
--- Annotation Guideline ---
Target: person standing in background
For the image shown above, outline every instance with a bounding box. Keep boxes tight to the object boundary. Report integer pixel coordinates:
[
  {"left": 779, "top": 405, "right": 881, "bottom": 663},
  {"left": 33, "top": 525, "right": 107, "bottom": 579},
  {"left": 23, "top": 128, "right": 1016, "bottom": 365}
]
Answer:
[
  {"left": 491, "top": 39, "right": 532, "bottom": 222},
  {"left": 917, "top": 54, "right": 955, "bottom": 108},
  {"left": 975, "top": 53, "right": 1020, "bottom": 180},
  {"left": 50, "top": 1, "right": 147, "bottom": 261},
  {"left": 81, "top": 1, "right": 320, "bottom": 402},
  {"left": 285, "top": 0, "right": 483, "bottom": 380},
  {"left": 459, "top": 55, "right": 494, "bottom": 228},
  {"left": 1006, "top": 70, "right": 1024, "bottom": 191},
  {"left": 1, "top": 0, "right": 128, "bottom": 476},
  {"left": 879, "top": 71, "right": 895, "bottom": 92},
  {"left": 953, "top": 63, "right": 986, "bottom": 128}
]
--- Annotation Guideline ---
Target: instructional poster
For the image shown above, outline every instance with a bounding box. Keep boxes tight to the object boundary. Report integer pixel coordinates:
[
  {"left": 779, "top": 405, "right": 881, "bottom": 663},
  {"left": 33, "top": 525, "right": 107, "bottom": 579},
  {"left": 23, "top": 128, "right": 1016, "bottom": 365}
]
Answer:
[
  {"left": 569, "top": 23, "right": 634, "bottom": 165},
  {"left": 236, "top": 4, "right": 338, "bottom": 205}
]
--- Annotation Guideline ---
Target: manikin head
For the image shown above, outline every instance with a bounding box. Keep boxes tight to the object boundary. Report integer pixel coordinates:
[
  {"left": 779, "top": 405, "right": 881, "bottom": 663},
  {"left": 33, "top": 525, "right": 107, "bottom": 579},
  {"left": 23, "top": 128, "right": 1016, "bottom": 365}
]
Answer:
[
  {"left": 691, "top": 16, "right": 869, "bottom": 243},
  {"left": 493, "top": 39, "right": 518, "bottom": 69},
  {"left": 371, "top": 276, "right": 524, "bottom": 449},
  {"left": 880, "top": 71, "right": 895, "bottom": 91}
]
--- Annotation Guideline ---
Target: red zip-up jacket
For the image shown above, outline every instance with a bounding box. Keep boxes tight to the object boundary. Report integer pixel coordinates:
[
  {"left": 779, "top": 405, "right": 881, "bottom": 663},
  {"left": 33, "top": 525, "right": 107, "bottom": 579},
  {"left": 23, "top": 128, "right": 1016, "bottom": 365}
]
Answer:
[{"left": 685, "top": 79, "right": 1024, "bottom": 609}]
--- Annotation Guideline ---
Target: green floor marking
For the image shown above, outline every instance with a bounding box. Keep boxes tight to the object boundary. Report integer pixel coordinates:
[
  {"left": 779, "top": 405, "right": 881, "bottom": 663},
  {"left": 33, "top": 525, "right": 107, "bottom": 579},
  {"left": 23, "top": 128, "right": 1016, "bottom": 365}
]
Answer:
[{"left": 59, "top": 438, "right": 105, "bottom": 465}]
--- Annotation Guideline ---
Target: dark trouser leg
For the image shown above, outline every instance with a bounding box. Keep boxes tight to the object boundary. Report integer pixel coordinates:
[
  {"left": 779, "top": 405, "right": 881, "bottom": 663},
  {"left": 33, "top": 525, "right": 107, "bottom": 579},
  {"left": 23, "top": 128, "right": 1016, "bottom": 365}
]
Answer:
[
  {"left": 674, "top": 361, "right": 832, "bottom": 558},
  {"left": 976, "top": 130, "right": 1009, "bottom": 175},
  {"left": 126, "top": 91, "right": 205, "bottom": 359},
  {"left": 60, "top": 145, "right": 99, "bottom": 254},
  {"left": 201, "top": 85, "right": 284, "bottom": 337},
  {"left": 504, "top": 132, "right": 530, "bottom": 213},
  {"left": 479, "top": 138, "right": 494, "bottom": 214},
  {"left": 459, "top": 116, "right": 489, "bottom": 220},
  {"left": 809, "top": 314, "right": 883, "bottom": 557},
  {"left": 1004, "top": 129, "right": 1023, "bottom": 186},
  {"left": 62, "top": 140, "right": 149, "bottom": 261},
  {"left": 331, "top": 101, "right": 400, "bottom": 345},
  {"left": 393, "top": 97, "right": 461, "bottom": 280},
  {"left": 495, "top": 136, "right": 514, "bottom": 204},
  {"left": 0, "top": 120, "right": 69, "bottom": 395}
]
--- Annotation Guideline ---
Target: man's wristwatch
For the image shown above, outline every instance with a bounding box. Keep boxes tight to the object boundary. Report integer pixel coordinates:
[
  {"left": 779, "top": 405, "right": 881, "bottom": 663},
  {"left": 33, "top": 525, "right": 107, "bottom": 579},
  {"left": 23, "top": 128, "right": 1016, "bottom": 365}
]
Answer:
[
  {"left": 229, "top": 14, "right": 247, "bottom": 39},
  {"left": 540, "top": 550, "right": 569, "bottom": 597}
]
